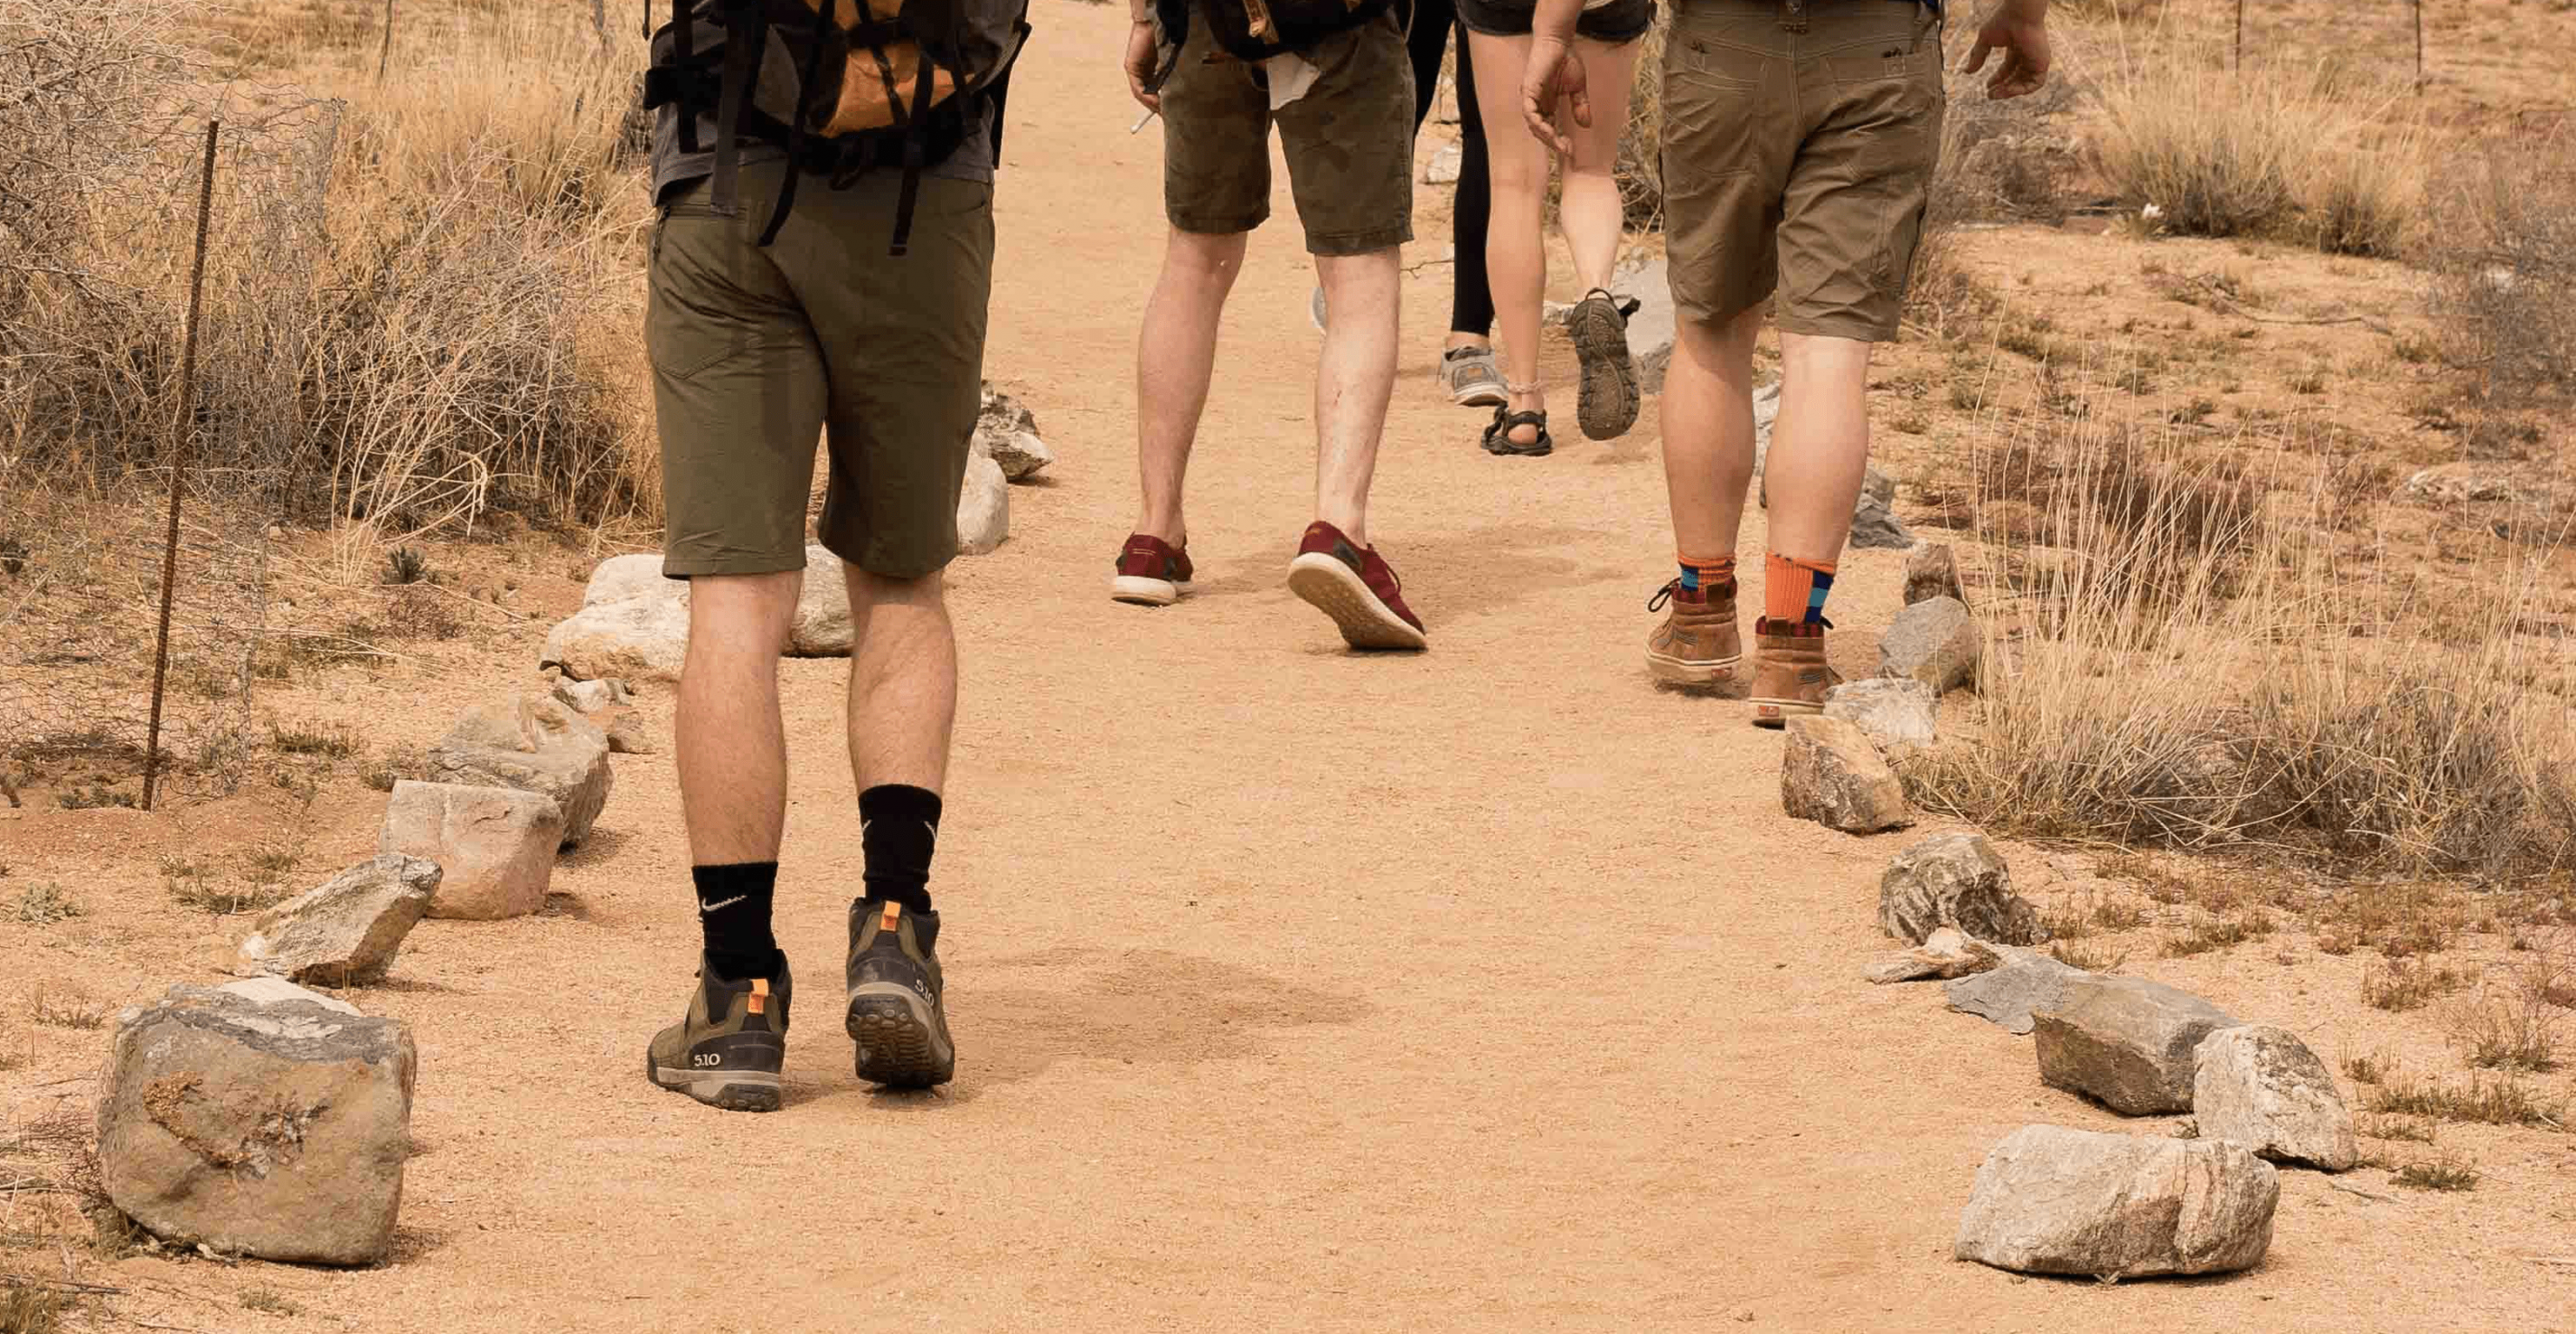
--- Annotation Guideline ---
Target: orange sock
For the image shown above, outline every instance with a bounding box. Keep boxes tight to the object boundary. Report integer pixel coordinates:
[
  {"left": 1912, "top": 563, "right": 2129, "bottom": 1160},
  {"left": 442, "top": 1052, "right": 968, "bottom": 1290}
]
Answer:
[
  {"left": 1677, "top": 552, "right": 1735, "bottom": 595},
  {"left": 1763, "top": 552, "right": 1838, "bottom": 626}
]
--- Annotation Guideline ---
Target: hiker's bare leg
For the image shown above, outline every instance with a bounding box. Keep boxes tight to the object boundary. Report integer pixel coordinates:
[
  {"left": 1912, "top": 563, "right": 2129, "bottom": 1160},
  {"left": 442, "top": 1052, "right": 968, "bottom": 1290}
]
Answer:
[
  {"left": 1134, "top": 227, "right": 1249, "bottom": 548},
  {"left": 1765, "top": 331, "right": 1875, "bottom": 562},
  {"left": 1468, "top": 30, "right": 1549, "bottom": 445},
  {"left": 1559, "top": 37, "right": 1640, "bottom": 296},
  {"left": 842, "top": 565, "right": 955, "bottom": 794},
  {"left": 676, "top": 573, "right": 797, "bottom": 863},
  {"left": 1313, "top": 245, "right": 1400, "bottom": 547},
  {"left": 1659, "top": 306, "right": 1765, "bottom": 558}
]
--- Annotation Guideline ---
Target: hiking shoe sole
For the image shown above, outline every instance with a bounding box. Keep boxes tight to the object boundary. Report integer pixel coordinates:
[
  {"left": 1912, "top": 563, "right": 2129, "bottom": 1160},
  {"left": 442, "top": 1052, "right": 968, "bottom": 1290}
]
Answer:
[
  {"left": 1569, "top": 298, "right": 1641, "bottom": 441},
  {"left": 1287, "top": 552, "right": 1429, "bottom": 651},
  {"left": 1110, "top": 574, "right": 1189, "bottom": 606},
  {"left": 1453, "top": 384, "right": 1509, "bottom": 409},
  {"left": 1748, "top": 697, "right": 1825, "bottom": 728},
  {"left": 846, "top": 984, "right": 954, "bottom": 1089},
  {"left": 1648, "top": 649, "right": 1740, "bottom": 686},
  {"left": 644, "top": 1051, "right": 783, "bottom": 1113}
]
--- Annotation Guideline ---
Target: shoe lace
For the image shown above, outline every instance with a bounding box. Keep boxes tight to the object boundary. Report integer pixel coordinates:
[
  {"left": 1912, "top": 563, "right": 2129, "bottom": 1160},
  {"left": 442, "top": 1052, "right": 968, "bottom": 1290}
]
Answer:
[{"left": 1647, "top": 578, "right": 1679, "bottom": 613}]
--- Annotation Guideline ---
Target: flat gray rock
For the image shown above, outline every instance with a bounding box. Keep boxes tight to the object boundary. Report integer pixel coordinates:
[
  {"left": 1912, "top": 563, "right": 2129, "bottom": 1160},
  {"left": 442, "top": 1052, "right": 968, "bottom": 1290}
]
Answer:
[
  {"left": 99, "top": 983, "right": 415, "bottom": 1265},
  {"left": 1847, "top": 494, "right": 1914, "bottom": 550},
  {"left": 1866, "top": 926, "right": 2001, "bottom": 984},
  {"left": 2036, "top": 974, "right": 2241, "bottom": 1115},
  {"left": 1945, "top": 946, "right": 2090, "bottom": 1034},
  {"left": 1881, "top": 831, "right": 2041, "bottom": 945},
  {"left": 1955, "top": 1125, "right": 2279, "bottom": 1280},
  {"left": 1878, "top": 596, "right": 1980, "bottom": 692},
  {"left": 428, "top": 696, "right": 612, "bottom": 847},
  {"left": 1781, "top": 716, "right": 1913, "bottom": 834},
  {"left": 2193, "top": 1025, "right": 2357, "bottom": 1170},
  {"left": 234, "top": 855, "right": 439, "bottom": 987}
]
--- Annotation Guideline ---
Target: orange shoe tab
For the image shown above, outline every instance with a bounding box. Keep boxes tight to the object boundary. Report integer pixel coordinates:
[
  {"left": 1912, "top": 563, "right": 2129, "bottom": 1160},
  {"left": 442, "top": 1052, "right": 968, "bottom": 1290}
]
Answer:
[
  {"left": 747, "top": 977, "right": 769, "bottom": 1015},
  {"left": 880, "top": 900, "right": 902, "bottom": 933}
]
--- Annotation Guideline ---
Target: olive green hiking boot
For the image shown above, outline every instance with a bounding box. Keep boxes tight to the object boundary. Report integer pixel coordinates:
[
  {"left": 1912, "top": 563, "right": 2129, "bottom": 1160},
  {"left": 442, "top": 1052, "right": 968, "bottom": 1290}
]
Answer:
[
  {"left": 646, "top": 955, "right": 791, "bottom": 1113},
  {"left": 845, "top": 899, "right": 955, "bottom": 1088}
]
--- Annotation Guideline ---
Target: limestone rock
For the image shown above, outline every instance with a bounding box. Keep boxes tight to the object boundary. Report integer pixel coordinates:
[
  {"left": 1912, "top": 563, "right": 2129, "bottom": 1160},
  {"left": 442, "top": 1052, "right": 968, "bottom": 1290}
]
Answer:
[
  {"left": 540, "top": 554, "right": 688, "bottom": 683},
  {"left": 956, "top": 452, "right": 1010, "bottom": 556},
  {"left": 216, "top": 977, "right": 360, "bottom": 1016},
  {"left": 428, "top": 696, "right": 612, "bottom": 847},
  {"left": 2035, "top": 975, "right": 2241, "bottom": 1115},
  {"left": 1866, "top": 926, "right": 2001, "bottom": 984},
  {"left": 1880, "top": 831, "right": 2042, "bottom": 946},
  {"left": 1424, "top": 138, "right": 1462, "bottom": 184},
  {"left": 550, "top": 677, "right": 629, "bottom": 714},
  {"left": 377, "top": 781, "right": 564, "bottom": 921},
  {"left": 234, "top": 855, "right": 438, "bottom": 987},
  {"left": 606, "top": 714, "right": 659, "bottom": 756},
  {"left": 1862, "top": 465, "right": 1897, "bottom": 508},
  {"left": 1848, "top": 494, "right": 1913, "bottom": 550},
  {"left": 1954, "top": 1125, "right": 2278, "bottom": 1280},
  {"left": 789, "top": 550, "right": 854, "bottom": 656},
  {"left": 99, "top": 983, "right": 415, "bottom": 1265},
  {"left": 1946, "top": 946, "right": 2090, "bottom": 1035},
  {"left": 2193, "top": 1026, "right": 2357, "bottom": 1170},
  {"left": 1878, "top": 596, "right": 1980, "bottom": 692},
  {"left": 1904, "top": 542, "right": 1964, "bottom": 606},
  {"left": 2401, "top": 462, "right": 2530, "bottom": 507},
  {"left": 1781, "top": 716, "right": 1913, "bottom": 833},
  {"left": 973, "top": 381, "right": 1056, "bottom": 481},
  {"left": 1823, "top": 678, "right": 1937, "bottom": 756}
]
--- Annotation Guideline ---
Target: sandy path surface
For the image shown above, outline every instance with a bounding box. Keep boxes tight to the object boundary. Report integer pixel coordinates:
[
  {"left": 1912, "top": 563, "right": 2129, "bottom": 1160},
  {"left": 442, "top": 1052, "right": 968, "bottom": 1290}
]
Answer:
[{"left": 6, "top": 5, "right": 2572, "bottom": 1329}]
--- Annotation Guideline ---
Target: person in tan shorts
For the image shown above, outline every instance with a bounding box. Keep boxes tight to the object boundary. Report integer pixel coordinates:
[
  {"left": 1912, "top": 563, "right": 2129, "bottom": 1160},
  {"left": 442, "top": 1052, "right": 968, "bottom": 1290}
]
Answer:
[
  {"left": 1522, "top": 0, "right": 2053, "bottom": 723},
  {"left": 1112, "top": 0, "right": 1429, "bottom": 652}
]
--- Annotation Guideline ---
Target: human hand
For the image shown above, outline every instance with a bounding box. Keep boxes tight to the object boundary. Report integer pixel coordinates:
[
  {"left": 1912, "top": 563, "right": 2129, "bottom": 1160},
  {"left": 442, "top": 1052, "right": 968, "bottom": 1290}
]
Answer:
[
  {"left": 1125, "top": 19, "right": 1162, "bottom": 112},
  {"left": 1519, "top": 37, "right": 1588, "bottom": 155},
  {"left": 1962, "top": 2, "right": 2052, "bottom": 100}
]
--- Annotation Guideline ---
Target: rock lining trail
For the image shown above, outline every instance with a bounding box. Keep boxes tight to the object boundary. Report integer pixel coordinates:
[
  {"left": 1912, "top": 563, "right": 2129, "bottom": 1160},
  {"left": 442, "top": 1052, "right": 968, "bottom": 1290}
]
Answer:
[{"left": 23, "top": 9, "right": 2565, "bottom": 1328}]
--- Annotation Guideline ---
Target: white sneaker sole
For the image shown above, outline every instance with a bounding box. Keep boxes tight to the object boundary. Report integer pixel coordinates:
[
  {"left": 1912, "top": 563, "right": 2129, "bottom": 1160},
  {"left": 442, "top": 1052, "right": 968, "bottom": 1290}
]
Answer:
[
  {"left": 1647, "top": 650, "right": 1741, "bottom": 685},
  {"left": 1286, "top": 553, "right": 1426, "bottom": 651},
  {"left": 1110, "top": 574, "right": 1190, "bottom": 606}
]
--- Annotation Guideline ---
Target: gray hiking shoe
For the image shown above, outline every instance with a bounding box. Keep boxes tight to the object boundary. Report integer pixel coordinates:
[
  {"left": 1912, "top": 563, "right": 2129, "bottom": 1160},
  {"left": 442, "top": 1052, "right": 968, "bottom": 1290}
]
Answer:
[
  {"left": 845, "top": 900, "right": 955, "bottom": 1088},
  {"left": 646, "top": 955, "right": 790, "bottom": 1113},
  {"left": 1568, "top": 288, "right": 1641, "bottom": 440},
  {"left": 1442, "top": 344, "right": 1508, "bottom": 407}
]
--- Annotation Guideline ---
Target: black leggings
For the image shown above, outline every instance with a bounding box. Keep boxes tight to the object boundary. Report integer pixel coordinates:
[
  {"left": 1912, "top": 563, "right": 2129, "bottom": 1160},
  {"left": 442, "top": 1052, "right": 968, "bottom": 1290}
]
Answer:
[{"left": 1409, "top": 0, "right": 1494, "bottom": 339}]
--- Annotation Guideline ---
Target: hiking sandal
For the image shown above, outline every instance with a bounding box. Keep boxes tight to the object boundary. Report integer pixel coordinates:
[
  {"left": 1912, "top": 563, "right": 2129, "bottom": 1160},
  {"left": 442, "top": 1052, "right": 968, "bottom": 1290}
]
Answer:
[
  {"left": 1568, "top": 287, "right": 1641, "bottom": 441},
  {"left": 1481, "top": 405, "right": 1553, "bottom": 457}
]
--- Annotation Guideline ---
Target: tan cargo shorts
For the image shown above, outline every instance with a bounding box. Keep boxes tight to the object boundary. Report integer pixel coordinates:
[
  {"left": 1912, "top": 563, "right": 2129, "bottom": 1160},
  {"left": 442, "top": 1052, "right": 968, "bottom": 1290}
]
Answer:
[
  {"left": 648, "top": 158, "right": 993, "bottom": 581},
  {"left": 1160, "top": 8, "right": 1415, "bottom": 256},
  {"left": 1660, "top": 0, "right": 1945, "bottom": 341}
]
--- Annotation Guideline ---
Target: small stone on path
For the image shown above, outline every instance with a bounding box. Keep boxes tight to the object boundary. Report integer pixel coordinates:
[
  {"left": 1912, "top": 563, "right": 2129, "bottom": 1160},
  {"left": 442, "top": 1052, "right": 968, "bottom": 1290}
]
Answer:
[
  {"left": 1904, "top": 543, "right": 1964, "bottom": 606},
  {"left": 1866, "top": 926, "right": 2001, "bottom": 984},
  {"left": 1780, "top": 716, "right": 1913, "bottom": 834},
  {"left": 378, "top": 780, "right": 565, "bottom": 921},
  {"left": 234, "top": 854, "right": 439, "bottom": 987},
  {"left": 1878, "top": 596, "right": 1979, "bottom": 692},
  {"left": 1881, "top": 831, "right": 2041, "bottom": 946},
  {"left": 428, "top": 696, "right": 613, "bottom": 847},
  {"left": 2193, "top": 1025, "right": 2357, "bottom": 1170},
  {"left": 956, "top": 452, "right": 1010, "bottom": 556},
  {"left": 606, "top": 714, "right": 659, "bottom": 756},
  {"left": 1847, "top": 494, "right": 1913, "bottom": 550}
]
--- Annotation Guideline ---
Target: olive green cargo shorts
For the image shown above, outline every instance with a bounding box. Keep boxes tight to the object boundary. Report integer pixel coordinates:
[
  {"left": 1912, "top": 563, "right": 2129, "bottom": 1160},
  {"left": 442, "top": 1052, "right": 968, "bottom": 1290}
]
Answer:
[
  {"left": 647, "top": 160, "right": 993, "bottom": 580},
  {"left": 1160, "top": 9, "right": 1415, "bottom": 256},
  {"left": 1661, "top": 0, "right": 1945, "bottom": 342}
]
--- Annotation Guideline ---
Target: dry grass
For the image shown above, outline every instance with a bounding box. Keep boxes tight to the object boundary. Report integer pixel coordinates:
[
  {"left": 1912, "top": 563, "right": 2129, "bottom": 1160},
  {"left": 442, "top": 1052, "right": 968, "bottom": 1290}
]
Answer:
[
  {"left": 2453, "top": 972, "right": 2565, "bottom": 1073},
  {"left": 2091, "top": 42, "right": 2426, "bottom": 254},
  {"left": 9, "top": 884, "right": 80, "bottom": 925},
  {"left": 2392, "top": 1153, "right": 2481, "bottom": 1192},
  {"left": 2160, "top": 908, "right": 2273, "bottom": 958},
  {"left": 2364, "top": 1071, "right": 2566, "bottom": 1130},
  {"left": 0, "top": 1282, "right": 66, "bottom": 1334},
  {"left": 25, "top": 990, "right": 107, "bottom": 1031},
  {"left": 2428, "top": 147, "right": 2575, "bottom": 411},
  {"left": 2364, "top": 959, "right": 2470, "bottom": 1013}
]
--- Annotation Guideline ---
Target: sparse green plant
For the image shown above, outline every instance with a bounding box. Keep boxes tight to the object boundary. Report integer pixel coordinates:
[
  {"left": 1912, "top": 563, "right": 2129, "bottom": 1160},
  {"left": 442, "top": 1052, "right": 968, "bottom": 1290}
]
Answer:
[
  {"left": 2393, "top": 1153, "right": 2480, "bottom": 1191},
  {"left": 164, "top": 861, "right": 289, "bottom": 917},
  {"left": 2457, "top": 983, "right": 2563, "bottom": 1073},
  {"left": 11, "top": 884, "right": 80, "bottom": 925},
  {"left": 0, "top": 1280, "right": 67, "bottom": 1334},
  {"left": 2364, "top": 959, "right": 2470, "bottom": 1012},
  {"left": 2289, "top": 366, "right": 2327, "bottom": 395}
]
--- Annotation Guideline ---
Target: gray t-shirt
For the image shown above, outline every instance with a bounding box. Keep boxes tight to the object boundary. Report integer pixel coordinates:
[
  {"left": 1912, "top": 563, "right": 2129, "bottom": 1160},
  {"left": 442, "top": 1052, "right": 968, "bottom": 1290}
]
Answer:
[{"left": 649, "top": 100, "right": 993, "bottom": 202}]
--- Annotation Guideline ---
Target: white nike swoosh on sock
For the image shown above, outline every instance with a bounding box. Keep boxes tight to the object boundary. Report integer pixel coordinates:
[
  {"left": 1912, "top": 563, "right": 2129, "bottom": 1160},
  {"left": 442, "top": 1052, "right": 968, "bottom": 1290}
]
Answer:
[{"left": 698, "top": 895, "right": 747, "bottom": 914}]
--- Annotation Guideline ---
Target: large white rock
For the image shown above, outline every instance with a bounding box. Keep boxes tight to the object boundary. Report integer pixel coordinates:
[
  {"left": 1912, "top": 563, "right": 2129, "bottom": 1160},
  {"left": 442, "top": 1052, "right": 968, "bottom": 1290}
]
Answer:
[
  {"left": 1880, "top": 831, "right": 2042, "bottom": 946},
  {"left": 234, "top": 855, "right": 439, "bottom": 987},
  {"left": 541, "top": 547, "right": 857, "bottom": 683},
  {"left": 955, "top": 452, "right": 1010, "bottom": 556},
  {"left": 377, "top": 780, "right": 565, "bottom": 920},
  {"left": 99, "top": 983, "right": 416, "bottom": 1265},
  {"left": 1824, "top": 678, "right": 1937, "bottom": 756},
  {"left": 428, "top": 696, "right": 613, "bottom": 848},
  {"left": 1954, "top": 1125, "right": 2279, "bottom": 1280},
  {"left": 2193, "top": 1025, "right": 2358, "bottom": 1170},
  {"left": 1424, "top": 138, "right": 1462, "bottom": 185}
]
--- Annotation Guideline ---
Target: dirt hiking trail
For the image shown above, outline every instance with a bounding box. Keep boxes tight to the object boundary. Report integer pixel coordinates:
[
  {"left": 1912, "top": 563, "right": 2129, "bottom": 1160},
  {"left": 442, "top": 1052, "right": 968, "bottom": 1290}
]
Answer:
[{"left": 6, "top": 6, "right": 2571, "bottom": 1330}]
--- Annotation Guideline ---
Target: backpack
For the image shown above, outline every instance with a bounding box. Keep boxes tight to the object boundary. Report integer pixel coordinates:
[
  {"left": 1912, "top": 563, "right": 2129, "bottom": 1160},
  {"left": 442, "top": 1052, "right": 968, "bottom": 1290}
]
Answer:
[
  {"left": 1156, "top": 0, "right": 1399, "bottom": 64},
  {"left": 643, "top": 0, "right": 1031, "bottom": 253}
]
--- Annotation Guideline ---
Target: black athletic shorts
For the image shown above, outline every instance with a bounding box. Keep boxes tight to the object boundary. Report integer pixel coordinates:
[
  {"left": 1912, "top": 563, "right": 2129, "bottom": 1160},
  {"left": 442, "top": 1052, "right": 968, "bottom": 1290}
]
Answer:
[{"left": 1456, "top": 0, "right": 1657, "bottom": 42}]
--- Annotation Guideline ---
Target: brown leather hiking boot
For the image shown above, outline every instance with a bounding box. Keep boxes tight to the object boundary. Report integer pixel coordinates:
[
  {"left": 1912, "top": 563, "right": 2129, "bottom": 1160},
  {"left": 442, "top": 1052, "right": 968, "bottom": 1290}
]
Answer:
[
  {"left": 1747, "top": 616, "right": 1842, "bottom": 728},
  {"left": 1644, "top": 579, "right": 1742, "bottom": 685}
]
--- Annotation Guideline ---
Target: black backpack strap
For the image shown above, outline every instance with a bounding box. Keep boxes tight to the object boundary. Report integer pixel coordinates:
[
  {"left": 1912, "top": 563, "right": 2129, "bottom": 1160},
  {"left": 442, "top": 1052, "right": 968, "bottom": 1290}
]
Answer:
[
  {"left": 710, "top": 0, "right": 765, "bottom": 215},
  {"left": 758, "top": 0, "right": 837, "bottom": 247},
  {"left": 671, "top": 0, "right": 699, "bottom": 154},
  {"left": 887, "top": 58, "right": 939, "bottom": 258}
]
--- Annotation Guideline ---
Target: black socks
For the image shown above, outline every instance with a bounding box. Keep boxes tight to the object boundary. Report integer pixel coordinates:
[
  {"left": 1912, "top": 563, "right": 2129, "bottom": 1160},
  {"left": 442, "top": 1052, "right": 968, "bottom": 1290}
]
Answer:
[
  {"left": 858, "top": 784, "right": 942, "bottom": 915},
  {"left": 694, "top": 862, "right": 781, "bottom": 982}
]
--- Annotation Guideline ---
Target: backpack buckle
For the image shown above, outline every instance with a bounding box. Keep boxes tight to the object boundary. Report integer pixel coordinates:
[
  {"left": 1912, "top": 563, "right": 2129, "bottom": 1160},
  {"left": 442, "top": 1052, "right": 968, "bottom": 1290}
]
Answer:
[{"left": 1780, "top": 0, "right": 1809, "bottom": 33}]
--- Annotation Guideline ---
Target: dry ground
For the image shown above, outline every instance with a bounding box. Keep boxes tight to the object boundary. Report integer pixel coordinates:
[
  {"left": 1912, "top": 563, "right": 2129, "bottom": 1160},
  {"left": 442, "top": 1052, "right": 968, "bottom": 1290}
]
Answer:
[{"left": 4, "top": 1, "right": 2574, "bottom": 1329}]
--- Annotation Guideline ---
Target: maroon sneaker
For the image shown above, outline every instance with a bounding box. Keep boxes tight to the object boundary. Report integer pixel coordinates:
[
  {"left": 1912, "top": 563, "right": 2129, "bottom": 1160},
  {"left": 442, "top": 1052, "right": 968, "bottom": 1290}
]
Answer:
[
  {"left": 1110, "top": 533, "right": 1194, "bottom": 606},
  {"left": 1285, "top": 521, "right": 1427, "bottom": 651}
]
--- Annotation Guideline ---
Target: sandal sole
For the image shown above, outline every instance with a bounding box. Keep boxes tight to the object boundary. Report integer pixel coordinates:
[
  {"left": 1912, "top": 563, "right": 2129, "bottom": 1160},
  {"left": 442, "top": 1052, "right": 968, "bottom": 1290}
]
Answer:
[
  {"left": 1570, "top": 300, "right": 1641, "bottom": 441},
  {"left": 1287, "top": 554, "right": 1428, "bottom": 651}
]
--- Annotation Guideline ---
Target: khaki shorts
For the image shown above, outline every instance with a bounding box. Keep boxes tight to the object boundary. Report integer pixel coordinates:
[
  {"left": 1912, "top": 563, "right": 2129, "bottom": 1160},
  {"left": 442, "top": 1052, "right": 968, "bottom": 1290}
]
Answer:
[
  {"left": 647, "top": 159, "right": 993, "bottom": 580},
  {"left": 1660, "top": 0, "right": 1945, "bottom": 341},
  {"left": 1160, "top": 9, "right": 1415, "bottom": 256}
]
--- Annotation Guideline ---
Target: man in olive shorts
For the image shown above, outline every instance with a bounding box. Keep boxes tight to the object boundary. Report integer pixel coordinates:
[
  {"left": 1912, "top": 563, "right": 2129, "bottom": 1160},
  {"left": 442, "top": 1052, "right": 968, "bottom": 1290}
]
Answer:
[
  {"left": 639, "top": 61, "right": 1003, "bottom": 1107},
  {"left": 1523, "top": 0, "right": 2051, "bottom": 721},
  {"left": 1113, "top": 0, "right": 1429, "bottom": 651}
]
